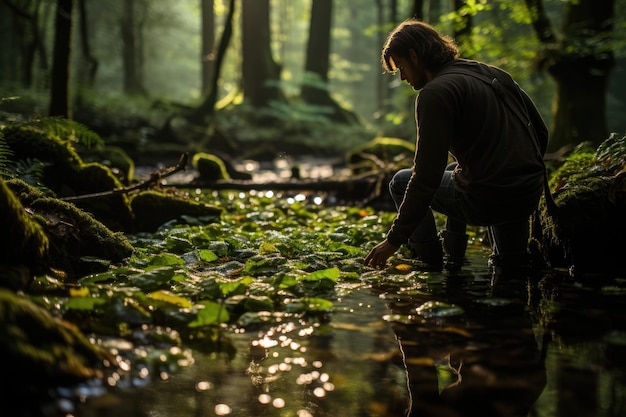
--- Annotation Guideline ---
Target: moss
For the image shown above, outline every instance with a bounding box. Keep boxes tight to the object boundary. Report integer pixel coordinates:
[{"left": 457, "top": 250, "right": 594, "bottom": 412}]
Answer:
[
  {"left": 130, "top": 189, "right": 223, "bottom": 232},
  {"left": 0, "top": 289, "right": 113, "bottom": 391},
  {"left": 69, "top": 162, "right": 135, "bottom": 231},
  {"left": 192, "top": 152, "right": 231, "bottom": 181},
  {"left": 536, "top": 135, "right": 626, "bottom": 274},
  {"left": 5, "top": 178, "right": 134, "bottom": 279},
  {"left": 79, "top": 145, "right": 135, "bottom": 184},
  {"left": 0, "top": 178, "right": 49, "bottom": 289},
  {"left": 346, "top": 136, "right": 415, "bottom": 175}
]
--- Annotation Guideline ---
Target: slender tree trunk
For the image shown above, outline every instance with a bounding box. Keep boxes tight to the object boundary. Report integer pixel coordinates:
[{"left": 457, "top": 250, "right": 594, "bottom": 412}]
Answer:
[
  {"left": 48, "top": 0, "right": 73, "bottom": 118},
  {"left": 301, "top": 0, "right": 332, "bottom": 98},
  {"left": 526, "top": 0, "right": 614, "bottom": 150},
  {"left": 301, "top": 0, "right": 358, "bottom": 124},
  {"left": 201, "top": 0, "right": 215, "bottom": 95},
  {"left": 4, "top": 0, "right": 44, "bottom": 88},
  {"left": 411, "top": 0, "right": 424, "bottom": 20},
  {"left": 188, "top": 0, "right": 235, "bottom": 124},
  {"left": 241, "top": 0, "right": 284, "bottom": 108},
  {"left": 120, "top": 0, "right": 145, "bottom": 95},
  {"left": 77, "top": 0, "right": 98, "bottom": 86}
]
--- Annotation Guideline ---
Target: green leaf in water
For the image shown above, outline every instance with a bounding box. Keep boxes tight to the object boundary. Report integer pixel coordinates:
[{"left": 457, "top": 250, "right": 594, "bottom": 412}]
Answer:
[
  {"left": 302, "top": 267, "right": 340, "bottom": 282},
  {"left": 148, "top": 253, "right": 185, "bottom": 267},
  {"left": 286, "top": 297, "right": 334, "bottom": 313},
  {"left": 148, "top": 290, "right": 193, "bottom": 309},
  {"left": 415, "top": 301, "right": 464, "bottom": 318},
  {"left": 189, "top": 300, "right": 230, "bottom": 327},
  {"left": 128, "top": 266, "right": 176, "bottom": 291},
  {"left": 199, "top": 249, "right": 219, "bottom": 263},
  {"left": 65, "top": 296, "right": 107, "bottom": 311}
]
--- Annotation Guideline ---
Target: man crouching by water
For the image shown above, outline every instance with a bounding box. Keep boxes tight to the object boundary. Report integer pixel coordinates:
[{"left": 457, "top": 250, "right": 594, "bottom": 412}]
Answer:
[{"left": 364, "top": 19, "right": 548, "bottom": 274}]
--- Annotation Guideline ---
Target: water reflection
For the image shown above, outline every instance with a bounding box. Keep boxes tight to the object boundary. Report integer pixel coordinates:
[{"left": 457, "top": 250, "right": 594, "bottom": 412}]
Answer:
[
  {"left": 10, "top": 248, "right": 626, "bottom": 417},
  {"left": 377, "top": 268, "right": 547, "bottom": 416}
]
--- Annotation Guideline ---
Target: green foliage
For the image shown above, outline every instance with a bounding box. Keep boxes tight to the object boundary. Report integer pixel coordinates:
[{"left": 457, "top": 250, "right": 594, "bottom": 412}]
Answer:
[{"left": 0, "top": 131, "right": 12, "bottom": 178}]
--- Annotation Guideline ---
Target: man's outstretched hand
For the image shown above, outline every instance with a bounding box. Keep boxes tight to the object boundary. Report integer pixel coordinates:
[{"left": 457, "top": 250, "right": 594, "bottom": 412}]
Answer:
[{"left": 363, "top": 239, "right": 399, "bottom": 269}]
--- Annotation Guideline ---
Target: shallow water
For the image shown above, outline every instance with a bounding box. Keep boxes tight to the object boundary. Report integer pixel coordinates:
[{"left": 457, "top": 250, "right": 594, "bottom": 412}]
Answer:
[{"left": 13, "top": 246, "right": 626, "bottom": 417}]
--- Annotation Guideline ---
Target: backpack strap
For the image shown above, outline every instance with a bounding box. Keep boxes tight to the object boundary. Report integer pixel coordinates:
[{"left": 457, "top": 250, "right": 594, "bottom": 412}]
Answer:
[{"left": 443, "top": 67, "right": 559, "bottom": 217}]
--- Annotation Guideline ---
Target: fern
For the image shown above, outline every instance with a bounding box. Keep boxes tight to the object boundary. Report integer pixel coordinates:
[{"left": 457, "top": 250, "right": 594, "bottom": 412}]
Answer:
[
  {"left": 0, "top": 131, "right": 13, "bottom": 178},
  {"left": 28, "top": 116, "right": 104, "bottom": 148},
  {"left": 4, "top": 157, "right": 53, "bottom": 194}
]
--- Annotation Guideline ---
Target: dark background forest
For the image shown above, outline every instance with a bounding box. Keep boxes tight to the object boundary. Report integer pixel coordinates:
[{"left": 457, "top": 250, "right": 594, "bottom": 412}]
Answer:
[{"left": 1, "top": 0, "right": 625, "bottom": 167}]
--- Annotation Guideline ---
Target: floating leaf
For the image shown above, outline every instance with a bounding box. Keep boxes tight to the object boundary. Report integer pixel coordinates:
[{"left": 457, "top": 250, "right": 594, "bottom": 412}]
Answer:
[
  {"left": 148, "top": 290, "right": 193, "bottom": 309},
  {"left": 65, "top": 296, "right": 106, "bottom": 311},
  {"left": 189, "top": 300, "right": 230, "bottom": 327},
  {"left": 286, "top": 297, "right": 334, "bottom": 313},
  {"left": 148, "top": 253, "right": 185, "bottom": 267},
  {"left": 302, "top": 267, "right": 340, "bottom": 282},
  {"left": 199, "top": 249, "right": 219, "bottom": 263},
  {"left": 415, "top": 301, "right": 464, "bottom": 318},
  {"left": 128, "top": 266, "right": 177, "bottom": 291},
  {"left": 394, "top": 263, "right": 413, "bottom": 273}
]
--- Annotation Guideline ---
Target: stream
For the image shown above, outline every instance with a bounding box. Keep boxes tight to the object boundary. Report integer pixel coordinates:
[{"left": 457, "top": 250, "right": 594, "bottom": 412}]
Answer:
[{"left": 29, "top": 245, "right": 624, "bottom": 417}]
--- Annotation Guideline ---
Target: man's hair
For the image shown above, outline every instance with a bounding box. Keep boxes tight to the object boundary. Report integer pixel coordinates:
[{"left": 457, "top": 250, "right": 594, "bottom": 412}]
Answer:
[{"left": 381, "top": 19, "right": 459, "bottom": 73}]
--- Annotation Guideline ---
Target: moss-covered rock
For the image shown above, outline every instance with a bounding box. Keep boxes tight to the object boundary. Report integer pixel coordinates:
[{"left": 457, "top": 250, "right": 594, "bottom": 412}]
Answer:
[
  {"left": 5, "top": 178, "right": 134, "bottom": 279},
  {"left": 346, "top": 136, "right": 415, "bottom": 175},
  {"left": 130, "top": 189, "right": 223, "bottom": 232},
  {"left": 69, "top": 162, "right": 135, "bottom": 231},
  {"left": 537, "top": 134, "right": 626, "bottom": 275},
  {"left": 0, "top": 178, "right": 49, "bottom": 289},
  {"left": 78, "top": 145, "right": 135, "bottom": 184},
  {"left": 1, "top": 120, "right": 135, "bottom": 232},
  {"left": 0, "top": 289, "right": 114, "bottom": 399},
  {"left": 192, "top": 152, "right": 231, "bottom": 181}
]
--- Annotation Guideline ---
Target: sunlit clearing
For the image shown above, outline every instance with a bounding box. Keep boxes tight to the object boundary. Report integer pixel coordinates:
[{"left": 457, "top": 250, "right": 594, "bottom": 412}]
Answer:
[
  {"left": 196, "top": 381, "right": 214, "bottom": 391},
  {"left": 272, "top": 398, "right": 286, "bottom": 408},
  {"left": 258, "top": 394, "right": 272, "bottom": 404},
  {"left": 215, "top": 404, "right": 232, "bottom": 415}
]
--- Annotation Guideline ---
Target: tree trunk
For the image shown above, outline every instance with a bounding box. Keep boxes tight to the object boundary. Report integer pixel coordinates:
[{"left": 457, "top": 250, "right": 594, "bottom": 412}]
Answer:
[
  {"left": 120, "top": 0, "right": 145, "bottom": 95},
  {"left": 4, "top": 0, "right": 45, "bottom": 89},
  {"left": 526, "top": 0, "right": 614, "bottom": 151},
  {"left": 411, "top": 0, "right": 425, "bottom": 20},
  {"left": 77, "top": 0, "right": 98, "bottom": 86},
  {"left": 188, "top": 0, "right": 236, "bottom": 124},
  {"left": 201, "top": 0, "right": 215, "bottom": 95},
  {"left": 241, "top": 0, "right": 284, "bottom": 108},
  {"left": 301, "top": 0, "right": 358, "bottom": 124},
  {"left": 48, "top": 0, "right": 73, "bottom": 118}
]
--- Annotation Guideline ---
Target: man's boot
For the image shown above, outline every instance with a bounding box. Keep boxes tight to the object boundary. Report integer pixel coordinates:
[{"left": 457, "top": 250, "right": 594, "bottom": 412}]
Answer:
[
  {"left": 407, "top": 238, "right": 444, "bottom": 271},
  {"left": 441, "top": 231, "right": 469, "bottom": 271}
]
